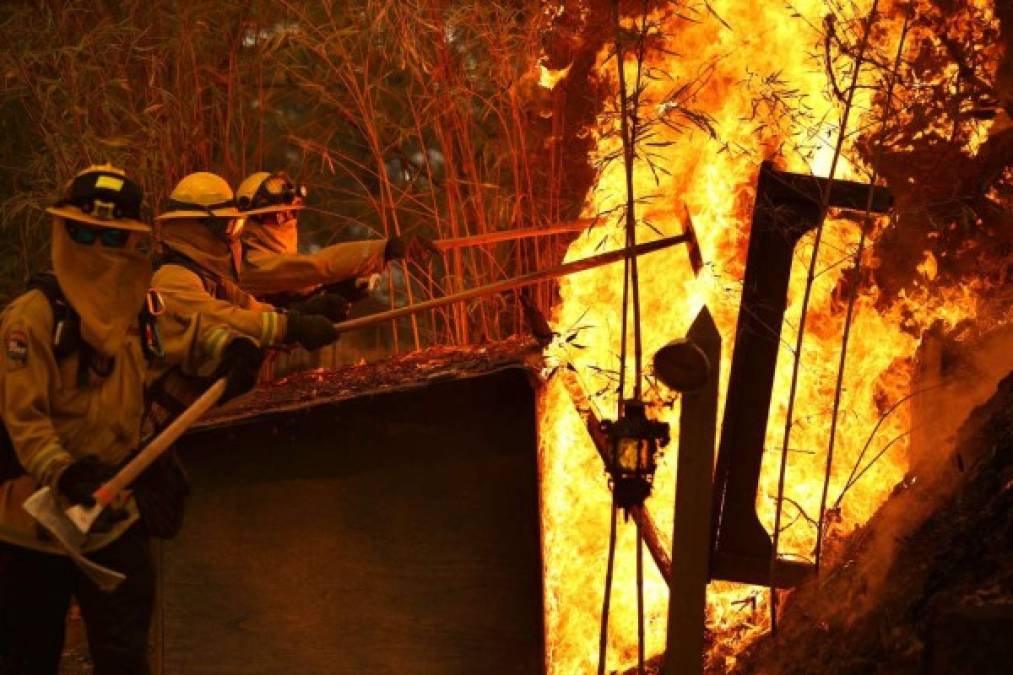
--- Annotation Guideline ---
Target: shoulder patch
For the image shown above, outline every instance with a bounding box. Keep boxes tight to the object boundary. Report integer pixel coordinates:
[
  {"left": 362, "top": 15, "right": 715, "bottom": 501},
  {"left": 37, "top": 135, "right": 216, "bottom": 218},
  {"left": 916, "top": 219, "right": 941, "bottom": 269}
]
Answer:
[{"left": 5, "top": 329, "right": 28, "bottom": 368}]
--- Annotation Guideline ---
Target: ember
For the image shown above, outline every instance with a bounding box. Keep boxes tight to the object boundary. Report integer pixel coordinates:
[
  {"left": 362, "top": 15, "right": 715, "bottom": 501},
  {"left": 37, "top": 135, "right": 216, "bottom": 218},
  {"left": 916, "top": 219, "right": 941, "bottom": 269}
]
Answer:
[{"left": 205, "top": 335, "right": 542, "bottom": 427}]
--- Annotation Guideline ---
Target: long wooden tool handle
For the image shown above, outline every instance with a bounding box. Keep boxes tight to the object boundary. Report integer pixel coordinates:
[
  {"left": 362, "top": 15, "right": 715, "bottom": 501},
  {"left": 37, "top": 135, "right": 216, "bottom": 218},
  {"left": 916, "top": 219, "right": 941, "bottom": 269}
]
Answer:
[
  {"left": 94, "top": 378, "right": 228, "bottom": 506},
  {"left": 335, "top": 233, "right": 688, "bottom": 334},
  {"left": 434, "top": 219, "right": 595, "bottom": 252}
]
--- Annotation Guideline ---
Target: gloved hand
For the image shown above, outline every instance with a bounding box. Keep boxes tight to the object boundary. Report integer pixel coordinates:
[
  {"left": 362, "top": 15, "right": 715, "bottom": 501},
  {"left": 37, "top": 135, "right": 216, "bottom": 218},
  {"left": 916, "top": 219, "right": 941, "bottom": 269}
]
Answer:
[
  {"left": 284, "top": 312, "right": 340, "bottom": 351},
  {"left": 384, "top": 234, "right": 440, "bottom": 265},
  {"left": 327, "top": 274, "right": 380, "bottom": 304},
  {"left": 57, "top": 456, "right": 116, "bottom": 507},
  {"left": 289, "top": 291, "right": 352, "bottom": 323},
  {"left": 216, "top": 337, "right": 264, "bottom": 403}
]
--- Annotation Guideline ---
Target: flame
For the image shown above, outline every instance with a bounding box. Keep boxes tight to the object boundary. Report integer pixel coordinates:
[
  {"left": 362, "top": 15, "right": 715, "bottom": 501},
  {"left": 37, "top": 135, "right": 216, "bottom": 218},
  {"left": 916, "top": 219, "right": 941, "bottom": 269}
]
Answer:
[{"left": 536, "top": 1, "right": 993, "bottom": 673}]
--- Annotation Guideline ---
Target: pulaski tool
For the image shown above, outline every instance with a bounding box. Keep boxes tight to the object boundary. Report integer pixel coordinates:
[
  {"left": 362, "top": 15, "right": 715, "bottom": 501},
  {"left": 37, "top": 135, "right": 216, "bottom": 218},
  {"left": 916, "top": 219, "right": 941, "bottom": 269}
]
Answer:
[
  {"left": 430, "top": 213, "right": 705, "bottom": 277},
  {"left": 709, "top": 161, "right": 892, "bottom": 588},
  {"left": 330, "top": 226, "right": 703, "bottom": 336},
  {"left": 23, "top": 377, "right": 228, "bottom": 591}
]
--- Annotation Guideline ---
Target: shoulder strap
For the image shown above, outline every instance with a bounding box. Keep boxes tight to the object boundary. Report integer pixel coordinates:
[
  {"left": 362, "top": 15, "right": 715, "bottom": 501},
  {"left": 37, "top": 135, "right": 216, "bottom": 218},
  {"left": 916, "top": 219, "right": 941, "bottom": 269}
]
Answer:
[{"left": 26, "top": 272, "right": 81, "bottom": 360}]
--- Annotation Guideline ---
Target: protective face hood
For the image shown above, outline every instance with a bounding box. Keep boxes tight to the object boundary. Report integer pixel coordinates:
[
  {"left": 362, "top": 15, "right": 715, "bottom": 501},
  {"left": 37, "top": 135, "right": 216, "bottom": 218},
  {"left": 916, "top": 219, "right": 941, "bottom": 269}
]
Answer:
[
  {"left": 242, "top": 214, "right": 298, "bottom": 259},
  {"left": 159, "top": 219, "right": 243, "bottom": 281},
  {"left": 51, "top": 218, "right": 152, "bottom": 358}
]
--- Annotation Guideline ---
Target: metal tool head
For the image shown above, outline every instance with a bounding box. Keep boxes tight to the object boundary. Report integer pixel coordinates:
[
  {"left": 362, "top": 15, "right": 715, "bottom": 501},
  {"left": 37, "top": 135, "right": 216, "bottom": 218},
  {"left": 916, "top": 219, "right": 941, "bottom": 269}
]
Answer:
[
  {"left": 22, "top": 487, "right": 125, "bottom": 591},
  {"left": 681, "top": 205, "right": 704, "bottom": 277}
]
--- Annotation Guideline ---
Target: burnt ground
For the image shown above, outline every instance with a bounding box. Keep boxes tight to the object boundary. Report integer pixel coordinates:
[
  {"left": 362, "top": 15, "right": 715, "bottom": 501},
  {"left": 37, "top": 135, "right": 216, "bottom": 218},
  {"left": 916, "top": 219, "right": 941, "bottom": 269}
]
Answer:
[{"left": 729, "top": 372, "right": 1013, "bottom": 675}]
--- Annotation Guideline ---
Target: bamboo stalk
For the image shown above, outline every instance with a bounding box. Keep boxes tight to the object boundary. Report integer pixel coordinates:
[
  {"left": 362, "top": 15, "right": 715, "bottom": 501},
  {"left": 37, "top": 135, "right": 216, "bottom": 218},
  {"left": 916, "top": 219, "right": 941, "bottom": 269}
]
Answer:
[
  {"left": 816, "top": 10, "right": 911, "bottom": 572},
  {"left": 769, "top": 0, "right": 881, "bottom": 632}
]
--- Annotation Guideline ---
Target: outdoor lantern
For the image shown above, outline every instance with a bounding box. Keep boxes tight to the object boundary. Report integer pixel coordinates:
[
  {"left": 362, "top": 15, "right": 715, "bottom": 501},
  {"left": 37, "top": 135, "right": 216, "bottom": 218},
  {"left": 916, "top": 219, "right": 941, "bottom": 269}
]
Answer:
[{"left": 603, "top": 399, "right": 670, "bottom": 510}]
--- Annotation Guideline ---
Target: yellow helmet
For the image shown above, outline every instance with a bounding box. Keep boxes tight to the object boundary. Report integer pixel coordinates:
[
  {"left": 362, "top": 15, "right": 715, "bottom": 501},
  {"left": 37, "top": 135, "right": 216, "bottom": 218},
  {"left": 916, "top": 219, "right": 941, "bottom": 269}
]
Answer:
[
  {"left": 46, "top": 164, "right": 150, "bottom": 233},
  {"left": 236, "top": 171, "right": 307, "bottom": 216},
  {"left": 157, "top": 172, "right": 242, "bottom": 220}
]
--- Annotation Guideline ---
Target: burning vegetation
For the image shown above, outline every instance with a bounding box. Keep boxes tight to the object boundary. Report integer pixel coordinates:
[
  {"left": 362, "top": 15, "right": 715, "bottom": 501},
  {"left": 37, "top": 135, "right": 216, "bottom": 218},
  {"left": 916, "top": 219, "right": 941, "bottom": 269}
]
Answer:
[
  {"left": 538, "top": 0, "right": 1011, "bottom": 673},
  {"left": 1, "top": 0, "right": 1010, "bottom": 673}
]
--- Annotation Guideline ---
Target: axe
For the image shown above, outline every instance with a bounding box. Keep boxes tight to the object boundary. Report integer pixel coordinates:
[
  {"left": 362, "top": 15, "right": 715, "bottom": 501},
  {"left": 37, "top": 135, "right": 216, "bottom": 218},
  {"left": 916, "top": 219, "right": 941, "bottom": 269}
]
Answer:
[{"left": 22, "top": 377, "right": 227, "bottom": 591}]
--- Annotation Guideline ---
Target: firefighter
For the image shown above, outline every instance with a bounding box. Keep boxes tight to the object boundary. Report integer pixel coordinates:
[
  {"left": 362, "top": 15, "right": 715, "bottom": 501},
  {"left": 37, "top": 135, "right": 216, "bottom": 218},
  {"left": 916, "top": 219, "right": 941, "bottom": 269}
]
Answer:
[
  {"left": 150, "top": 171, "right": 344, "bottom": 346},
  {"left": 148, "top": 171, "right": 346, "bottom": 415},
  {"left": 235, "top": 170, "right": 439, "bottom": 308},
  {"left": 0, "top": 166, "right": 262, "bottom": 675},
  {"left": 234, "top": 171, "right": 438, "bottom": 375}
]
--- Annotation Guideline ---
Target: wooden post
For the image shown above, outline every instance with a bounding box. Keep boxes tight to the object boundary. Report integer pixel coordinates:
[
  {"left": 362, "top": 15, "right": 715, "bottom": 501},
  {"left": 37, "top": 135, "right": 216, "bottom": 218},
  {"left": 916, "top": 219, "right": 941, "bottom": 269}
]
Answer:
[{"left": 664, "top": 307, "right": 720, "bottom": 675}]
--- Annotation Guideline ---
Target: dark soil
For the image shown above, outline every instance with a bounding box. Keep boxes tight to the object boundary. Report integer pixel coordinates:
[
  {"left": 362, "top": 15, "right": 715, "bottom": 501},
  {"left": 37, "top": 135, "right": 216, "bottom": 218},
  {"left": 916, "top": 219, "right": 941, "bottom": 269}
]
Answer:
[{"left": 731, "top": 372, "right": 1013, "bottom": 675}]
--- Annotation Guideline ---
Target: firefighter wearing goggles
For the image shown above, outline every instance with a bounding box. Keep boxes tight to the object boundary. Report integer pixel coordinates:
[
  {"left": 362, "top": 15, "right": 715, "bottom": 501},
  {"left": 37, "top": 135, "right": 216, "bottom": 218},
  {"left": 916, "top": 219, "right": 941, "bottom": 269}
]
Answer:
[
  {"left": 150, "top": 172, "right": 341, "bottom": 411},
  {"left": 236, "top": 171, "right": 439, "bottom": 307},
  {"left": 0, "top": 165, "right": 261, "bottom": 675}
]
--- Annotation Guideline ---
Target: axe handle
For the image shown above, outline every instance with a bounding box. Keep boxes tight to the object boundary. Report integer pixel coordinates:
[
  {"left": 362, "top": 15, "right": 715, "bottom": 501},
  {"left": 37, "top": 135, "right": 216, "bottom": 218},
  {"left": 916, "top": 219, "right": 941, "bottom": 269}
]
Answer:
[
  {"left": 434, "top": 219, "right": 594, "bottom": 252},
  {"left": 334, "top": 233, "right": 691, "bottom": 334},
  {"left": 94, "top": 378, "right": 227, "bottom": 506}
]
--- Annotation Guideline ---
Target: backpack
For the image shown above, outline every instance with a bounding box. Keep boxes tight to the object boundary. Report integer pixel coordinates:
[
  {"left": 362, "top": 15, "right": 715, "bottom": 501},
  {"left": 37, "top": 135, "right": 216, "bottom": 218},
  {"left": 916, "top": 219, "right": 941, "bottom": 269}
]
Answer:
[{"left": 0, "top": 273, "right": 163, "bottom": 482}]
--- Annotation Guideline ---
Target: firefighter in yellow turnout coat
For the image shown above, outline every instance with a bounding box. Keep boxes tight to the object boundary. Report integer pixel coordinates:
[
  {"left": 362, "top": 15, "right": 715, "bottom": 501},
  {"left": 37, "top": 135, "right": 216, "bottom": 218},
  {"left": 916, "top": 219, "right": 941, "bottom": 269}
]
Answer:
[
  {"left": 0, "top": 167, "right": 262, "bottom": 675},
  {"left": 235, "top": 171, "right": 438, "bottom": 374},
  {"left": 148, "top": 172, "right": 342, "bottom": 418},
  {"left": 236, "top": 171, "right": 390, "bottom": 302}
]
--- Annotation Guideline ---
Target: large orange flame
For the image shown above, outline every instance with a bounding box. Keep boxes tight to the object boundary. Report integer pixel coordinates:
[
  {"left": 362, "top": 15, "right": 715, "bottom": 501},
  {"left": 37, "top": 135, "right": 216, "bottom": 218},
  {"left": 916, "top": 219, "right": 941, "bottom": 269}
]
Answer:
[{"left": 536, "top": 1, "right": 996, "bottom": 672}]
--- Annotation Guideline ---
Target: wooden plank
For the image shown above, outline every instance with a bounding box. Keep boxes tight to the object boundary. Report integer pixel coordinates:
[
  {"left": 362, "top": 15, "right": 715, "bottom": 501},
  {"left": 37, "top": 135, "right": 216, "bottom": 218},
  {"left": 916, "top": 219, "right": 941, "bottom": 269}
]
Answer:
[{"left": 665, "top": 307, "right": 720, "bottom": 675}]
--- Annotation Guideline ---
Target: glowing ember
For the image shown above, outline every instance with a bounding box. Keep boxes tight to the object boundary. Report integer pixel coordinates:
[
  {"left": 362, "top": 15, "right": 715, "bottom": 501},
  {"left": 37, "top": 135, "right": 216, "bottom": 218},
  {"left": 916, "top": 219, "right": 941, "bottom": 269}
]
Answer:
[{"left": 536, "top": 1, "right": 995, "bottom": 673}]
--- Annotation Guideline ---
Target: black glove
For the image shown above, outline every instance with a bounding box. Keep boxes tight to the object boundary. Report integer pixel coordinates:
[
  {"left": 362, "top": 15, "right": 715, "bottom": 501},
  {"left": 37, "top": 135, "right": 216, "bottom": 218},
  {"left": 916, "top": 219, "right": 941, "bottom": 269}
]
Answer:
[
  {"left": 326, "top": 278, "right": 368, "bottom": 304},
  {"left": 284, "top": 312, "right": 340, "bottom": 351},
  {"left": 57, "top": 456, "right": 115, "bottom": 507},
  {"left": 384, "top": 234, "right": 439, "bottom": 265},
  {"left": 289, "top": 291, "right": 352, "bottom": 323},
  {"left": 216, "top": 337, "right": 264, "bottom": 404}
]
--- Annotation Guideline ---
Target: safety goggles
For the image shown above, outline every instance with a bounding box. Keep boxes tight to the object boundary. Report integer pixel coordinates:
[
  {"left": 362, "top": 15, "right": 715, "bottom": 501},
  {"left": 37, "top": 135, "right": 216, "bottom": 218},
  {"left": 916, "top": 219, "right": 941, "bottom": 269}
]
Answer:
[
  {"left": 238, "top": 174, "right": 307, "bottom": 211},
  {"left": 64, "top": 220, "right": 132, "bottom": 248},
  {"left": 203, "top": 215, "right": 246, "bottom": 241}
]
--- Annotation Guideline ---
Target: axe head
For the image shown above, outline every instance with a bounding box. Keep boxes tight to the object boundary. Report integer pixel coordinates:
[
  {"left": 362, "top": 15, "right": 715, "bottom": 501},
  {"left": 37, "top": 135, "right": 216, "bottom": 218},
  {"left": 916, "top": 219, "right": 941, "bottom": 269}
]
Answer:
[
  {"left": 681, "top": 205, "right": 704, "bottom": 277},
  {"left": 22, "top": 487, "right": 125, "bottom": 591}
]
